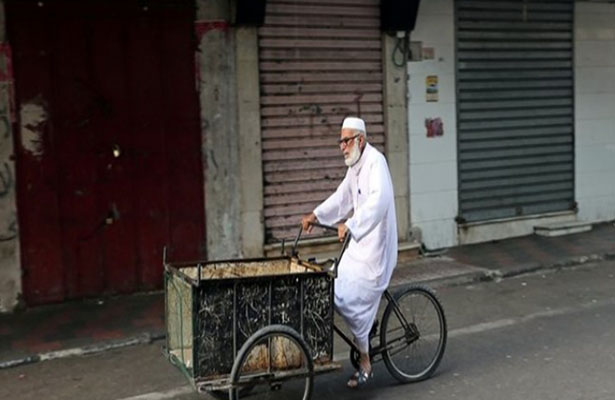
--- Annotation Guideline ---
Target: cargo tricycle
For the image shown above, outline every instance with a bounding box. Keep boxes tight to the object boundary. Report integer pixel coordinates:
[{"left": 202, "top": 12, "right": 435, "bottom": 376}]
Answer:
[{"left": 163, "top": 223, "right": 446, "bottom": 399}]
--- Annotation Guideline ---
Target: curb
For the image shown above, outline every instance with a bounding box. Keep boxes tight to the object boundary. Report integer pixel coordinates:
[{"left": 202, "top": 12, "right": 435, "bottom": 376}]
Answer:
[
  {"left": 1, "top": 251, "right": 613, "bottom": 370},
  {"left": 391, "top": 269, "right": 491, "bottom": 290},
  {"left": 0, "top": 331, "right": 165, "bottom": 370},
  {"left": 392, "top": 251, "right": 615, "bottom": 290}
]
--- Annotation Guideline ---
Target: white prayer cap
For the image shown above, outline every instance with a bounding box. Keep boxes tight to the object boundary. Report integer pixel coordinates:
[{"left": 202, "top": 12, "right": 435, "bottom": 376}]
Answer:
[{"left": 341, "top": 117, "right": 366, "bottom": 134}]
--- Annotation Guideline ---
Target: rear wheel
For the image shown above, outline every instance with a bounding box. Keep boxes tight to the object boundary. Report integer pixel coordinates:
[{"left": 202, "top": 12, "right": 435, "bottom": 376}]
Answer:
[
  {"left": 381, "top": 285, "right": 447, "bottom": 383},
  {"left": 229, "top": 325, "right": 314, "bottom": 400}
]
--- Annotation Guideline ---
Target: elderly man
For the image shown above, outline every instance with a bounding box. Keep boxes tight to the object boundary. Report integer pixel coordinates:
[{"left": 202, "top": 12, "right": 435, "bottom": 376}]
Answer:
[{"left": 301, "top": 116, "right": 397, "bottom": 388}]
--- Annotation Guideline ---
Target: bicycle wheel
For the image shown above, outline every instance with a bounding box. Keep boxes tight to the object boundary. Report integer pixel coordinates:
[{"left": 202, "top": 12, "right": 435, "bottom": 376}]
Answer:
[
  {"left": 381, "top": 285, "right": 447, "bottom": 383},
  {"left": 229, "top": 325, "right": 314, "bottom": 400}
]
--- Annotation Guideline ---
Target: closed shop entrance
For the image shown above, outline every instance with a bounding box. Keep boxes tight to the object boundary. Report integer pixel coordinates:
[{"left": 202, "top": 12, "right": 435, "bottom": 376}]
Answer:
[
  {"left": 455, "top": 0, "right": 575, "bottom": 223},
  {"left": 7, "top": 0, "right": 205, "bottom": 305},
  {"left": 258, "top": 0, "right": 386, "bottom": 242}
]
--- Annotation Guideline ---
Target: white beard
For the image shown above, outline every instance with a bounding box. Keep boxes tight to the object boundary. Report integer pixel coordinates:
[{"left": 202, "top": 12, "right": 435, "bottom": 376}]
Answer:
[{"left": 344, "top": 140, "right": 361, "bottom": 167}]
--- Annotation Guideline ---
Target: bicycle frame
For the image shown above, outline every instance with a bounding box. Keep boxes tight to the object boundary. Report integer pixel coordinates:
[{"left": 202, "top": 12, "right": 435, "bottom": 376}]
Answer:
[
  {"left": 290, "top": 222, "right": 350, "bottom": 278},
  {"left": 333, "top": 289, "right": 419, "bottom": 362},
  {"left": 291, "top": 223, "right": 419, "bottom": 361}
]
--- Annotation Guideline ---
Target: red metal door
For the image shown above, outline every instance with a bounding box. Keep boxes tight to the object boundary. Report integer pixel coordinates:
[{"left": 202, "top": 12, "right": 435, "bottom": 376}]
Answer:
[{"left": 7, "top": 0, "right": 205, "bottom": 305}]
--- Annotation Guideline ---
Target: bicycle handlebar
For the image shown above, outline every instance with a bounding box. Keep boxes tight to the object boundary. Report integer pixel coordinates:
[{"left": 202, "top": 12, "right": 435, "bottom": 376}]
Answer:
[{"left": 291, "top": 222, "right": 350, "bottom": 278}]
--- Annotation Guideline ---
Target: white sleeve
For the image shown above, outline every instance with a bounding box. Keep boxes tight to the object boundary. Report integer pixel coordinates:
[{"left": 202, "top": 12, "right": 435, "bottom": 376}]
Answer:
[
  {"left": 344, "top": 157, "right": 392, "bottom": 241},
  {"left": 313, "top": 170, "right": 353, "bottom": 227}
]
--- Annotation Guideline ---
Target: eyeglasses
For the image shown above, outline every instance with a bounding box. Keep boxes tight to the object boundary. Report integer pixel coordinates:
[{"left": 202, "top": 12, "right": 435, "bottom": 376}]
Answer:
[{"left": 338, "top": 135, "right": 359, "bottom": 146}]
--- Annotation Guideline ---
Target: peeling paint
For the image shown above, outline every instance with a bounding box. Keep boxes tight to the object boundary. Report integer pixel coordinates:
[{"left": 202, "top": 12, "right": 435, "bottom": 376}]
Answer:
[{"left": 19, "top": 100, "right": 48, "bottom": 159}]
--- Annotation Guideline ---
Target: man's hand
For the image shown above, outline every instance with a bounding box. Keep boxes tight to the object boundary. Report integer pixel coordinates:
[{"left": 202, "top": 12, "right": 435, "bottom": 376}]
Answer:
[
  {"left": 337, "top": 223, "right": 349, "bottom": 242},
  {"left": 301, "top": 213, "right": 317, "bottom": 233}
]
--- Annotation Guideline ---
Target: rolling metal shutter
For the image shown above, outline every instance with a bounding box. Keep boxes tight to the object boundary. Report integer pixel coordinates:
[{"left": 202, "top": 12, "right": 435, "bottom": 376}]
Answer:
[
  {"left": 455, "top": 0, "right": 575, "bottom": 223},
  {"left": 259, "top": 0, "right": 385, "bottom": 242}
]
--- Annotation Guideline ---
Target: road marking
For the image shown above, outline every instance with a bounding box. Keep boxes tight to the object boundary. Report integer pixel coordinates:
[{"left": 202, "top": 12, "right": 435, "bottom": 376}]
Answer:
[
  {"left": 449, "top": 297, "right": 615, "bottom": 338},
  {"left": 449, "top": 318, "right": 518, "bottom": 337}
]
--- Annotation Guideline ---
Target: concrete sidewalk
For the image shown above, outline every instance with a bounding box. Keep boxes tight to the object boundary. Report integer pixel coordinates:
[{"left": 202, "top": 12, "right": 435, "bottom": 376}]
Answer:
[
  {"left": 1, "top": 222, "right": 613, "bottom": 369},
  {"left": 393, "top": 221, "right": 615, "bottom": 288}
]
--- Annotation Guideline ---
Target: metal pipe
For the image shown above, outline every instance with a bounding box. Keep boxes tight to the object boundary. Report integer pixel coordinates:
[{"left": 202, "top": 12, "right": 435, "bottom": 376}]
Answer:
[
  {"left": 291, "top": 225, "right": 303, "bottom": 256},
  {"left": 233, "top": 282, "right": 237, "bottom": 359}
]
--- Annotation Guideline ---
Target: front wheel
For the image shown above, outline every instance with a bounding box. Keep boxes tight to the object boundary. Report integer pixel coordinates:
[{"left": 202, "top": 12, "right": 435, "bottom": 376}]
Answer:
[
  {"left": 381, "top": 285, "right": 447, "bottom": 383},
  {"left": 229, "top": 325, "right": 314, "bottom": 400}
]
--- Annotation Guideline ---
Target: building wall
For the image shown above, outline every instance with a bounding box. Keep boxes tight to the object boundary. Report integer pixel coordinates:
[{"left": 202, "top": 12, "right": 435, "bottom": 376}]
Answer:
[
  {"left": 574, "top": 1, "right": 615, "bottom": 223},
  {"left": 1, "top": 0, "right": 611, "bottom": 311},
  {"left": 407, "top": 0, "right": 458, "bottom": 249},
  {"left": 197, "top": 1, "right": 266, "bottom": 260},
  {"left": 384, "top": 35, "right": 410, "bottom": 243},
  {"left": 408, "top": 0, "right": 615, "bottom": 250},
  {"left": 0, "top": 0, "right": 21, "bottom": 312},
  {"left": 196, "top": 0, "right": 243, "bottom": 260},
  {"left": 236, "top": 26, "right": 264, "bottom": 258}
]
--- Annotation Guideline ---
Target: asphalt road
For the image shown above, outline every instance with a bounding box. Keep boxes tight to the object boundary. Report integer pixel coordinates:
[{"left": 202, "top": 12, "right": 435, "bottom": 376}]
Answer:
[{"left": 1, "top": 259, "right": 614, "bottom": 400}]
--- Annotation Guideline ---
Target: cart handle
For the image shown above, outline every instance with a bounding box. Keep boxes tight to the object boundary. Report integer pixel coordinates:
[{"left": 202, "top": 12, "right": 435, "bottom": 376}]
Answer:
[{"left": 291, "top": 223, "right": 350, "bottom": 278}]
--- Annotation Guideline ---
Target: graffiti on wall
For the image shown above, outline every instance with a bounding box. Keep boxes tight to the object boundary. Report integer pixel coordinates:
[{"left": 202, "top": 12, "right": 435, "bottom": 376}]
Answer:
[
  {"left": 0, "top": 160, "right": 17, "bottom": 242},
  {"left": 0, "top": 43, "right": 17, "bottom": 243},
  {"left": 0, "top": 43, "right": 16, "bottom": 123}
]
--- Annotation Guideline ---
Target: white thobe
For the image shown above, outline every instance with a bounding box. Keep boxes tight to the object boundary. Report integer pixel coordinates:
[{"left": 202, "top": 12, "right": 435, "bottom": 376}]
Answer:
[{"left": 313, "top": 143, "right": 398, "bottom": 353}]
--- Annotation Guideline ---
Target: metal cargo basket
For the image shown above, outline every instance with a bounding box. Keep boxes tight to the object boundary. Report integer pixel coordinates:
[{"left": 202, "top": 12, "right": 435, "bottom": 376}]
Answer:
[{"left": 163, "top": 254, "right": 336, "bottom": 391}]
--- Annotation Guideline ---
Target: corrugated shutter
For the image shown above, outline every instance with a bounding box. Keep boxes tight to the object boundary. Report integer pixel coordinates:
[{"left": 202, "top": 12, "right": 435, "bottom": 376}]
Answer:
[
  {"left": 455, "top": 0, "right": 575, "bottom": 222},
  {"left": 259, "top": 0, "right": 385, "bottom": 242}
]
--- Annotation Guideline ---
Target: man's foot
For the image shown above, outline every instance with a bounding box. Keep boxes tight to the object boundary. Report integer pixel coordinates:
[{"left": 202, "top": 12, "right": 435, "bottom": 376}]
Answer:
[
  {"left": 346, "top": 366, "right": 373, "bottom": 388},
  {"left": 347, "top": 352, "right": 373, "bottom": 388}
]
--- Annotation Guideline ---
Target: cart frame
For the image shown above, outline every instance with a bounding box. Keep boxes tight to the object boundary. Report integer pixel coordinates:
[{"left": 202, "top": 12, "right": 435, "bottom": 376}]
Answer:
[{"left": 162, "top": 224, "right": 349, "bottom": 395}]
